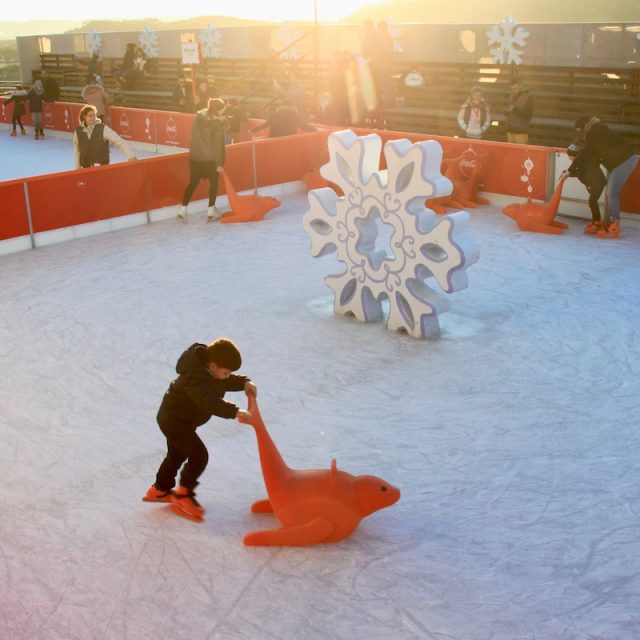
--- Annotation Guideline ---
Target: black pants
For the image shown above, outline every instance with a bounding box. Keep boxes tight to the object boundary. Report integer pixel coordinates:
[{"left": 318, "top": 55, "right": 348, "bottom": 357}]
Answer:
[
  {"left": 182, "top": 159, "right": 220, "bottom": 207},
  {"left": 155, "top": 424, "right": 209, "bottom": 492},
  {"left": 582, "top": 165, "right": 607, "bottom": 222},
  {"left": 12, "top": 114, "right": 24, "bottom": 130}
]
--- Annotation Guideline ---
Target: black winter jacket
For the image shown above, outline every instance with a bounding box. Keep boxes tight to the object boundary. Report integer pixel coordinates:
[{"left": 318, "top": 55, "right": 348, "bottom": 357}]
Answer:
[
  {"left": 157, "top": 343, "right": 248, "bottom": 432},
  {"left": 581, "top": 121, "right": 635, "bottom": 172}
]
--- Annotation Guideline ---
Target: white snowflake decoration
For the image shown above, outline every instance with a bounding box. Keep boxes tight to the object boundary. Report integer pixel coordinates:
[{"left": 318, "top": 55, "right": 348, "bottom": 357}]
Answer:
[
  {"left": 486, "top": 16, "right": 530, "bottom": 65},
  {"left": 198, "top": 23, "right": 223, "bottom": 59},
  {"left": 86, "top": 28, "right": 102, "bottom": 55},
  {"left": 276, "top": 22, "right": 302, "bottom": 60},
  {"left": 385, "top": 19, "right": 404, "bottom": 55},
  {"left": 303, "top": 130, "right": 479, "bottom": 339},
  {"left": 138, "top": 26, "right": 159, "bottom": 58}
]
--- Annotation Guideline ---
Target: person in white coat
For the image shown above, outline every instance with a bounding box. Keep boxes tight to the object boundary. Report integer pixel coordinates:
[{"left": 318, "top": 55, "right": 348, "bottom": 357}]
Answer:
[
  {"left": 457, "top": 86, "right": 491, "bottom": 140},
  {"left": 73, "top": 105, "right": 136, "bottom": 169}
]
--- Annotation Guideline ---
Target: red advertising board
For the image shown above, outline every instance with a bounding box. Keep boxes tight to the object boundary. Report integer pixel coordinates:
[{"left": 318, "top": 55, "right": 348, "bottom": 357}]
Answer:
[
  {"left": 153, "top": 111, "right": 193, "bottom": 148},
  {"left": 109, "top": 107, "right": 156, "bottom": 143}
]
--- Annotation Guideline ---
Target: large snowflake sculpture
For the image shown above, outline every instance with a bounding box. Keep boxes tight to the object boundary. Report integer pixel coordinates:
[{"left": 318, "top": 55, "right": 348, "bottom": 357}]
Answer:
[
  {"left": 486, "top": 16, "right": 530, "bottom": 65},
  {"left": 86, "top": 29, "right": 102, "bottom": 55},
  {"left": 303, "top": 131, "right": 479, "bottom": 339},
  {"left": 276, "top": 22, "right": 302, "bottom": 60},
  {"left": 198, "top": 23, "right": 223, "bottom": 58},
  {"left": 138, "top": 26, "right": 159, "bottom": 58}
]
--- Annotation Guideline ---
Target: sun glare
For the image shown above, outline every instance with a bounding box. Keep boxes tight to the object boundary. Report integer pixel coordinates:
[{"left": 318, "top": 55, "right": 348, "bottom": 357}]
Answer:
[{"left": 2, "top": 0, "right": 374, "bottom": 23}]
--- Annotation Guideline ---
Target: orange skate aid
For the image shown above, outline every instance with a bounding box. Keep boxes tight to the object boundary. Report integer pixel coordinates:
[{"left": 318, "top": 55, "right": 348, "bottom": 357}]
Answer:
[
  {"left": 219, "top": 171, "right": 281, "bottom": 223},
  {"left": 239, "top": 394, "right": 400, "bottom": 546},
  {"left": 502, "top": 177, "right": 569, "bottom": 235},
  {"left": 426, "top": 154, "right": 490, "bottom": 213}
]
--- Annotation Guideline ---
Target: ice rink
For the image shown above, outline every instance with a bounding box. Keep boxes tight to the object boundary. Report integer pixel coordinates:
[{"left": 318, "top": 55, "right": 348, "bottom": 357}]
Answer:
[{"left": 1, "top": 130, "right": 640, "bottom": 640}]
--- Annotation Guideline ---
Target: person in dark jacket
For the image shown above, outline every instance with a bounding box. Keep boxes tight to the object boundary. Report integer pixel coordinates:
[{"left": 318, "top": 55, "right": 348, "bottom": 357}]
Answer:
[
  {"left": 251, "top": 100, "right": 316, "bottom": 138},
  {"left": 177, "top": 98, "right": 227, "bottom": 223},
  {"left": 505, "top": 79, "right": 533, "bottom": 144},
  {"left": 572, "top": 115, "right": 638, "bottom": 239},
  {"left": 171, "top": 75, "right": 194, "bottom": 113},
  {"left": 41, "top": 70, "right": 60, "bottom": 103},
  {"left": 27, "top": 80, "right": 46, "bottom": 139},
  {"left": 143, "top": 339, "right": 256, "bottom": 518},
  {"left": 4, "top": 85, "right": 28, "bottom": 136},
  {"left": 562, "top": 140, "right": 607, "bottom": 234}
]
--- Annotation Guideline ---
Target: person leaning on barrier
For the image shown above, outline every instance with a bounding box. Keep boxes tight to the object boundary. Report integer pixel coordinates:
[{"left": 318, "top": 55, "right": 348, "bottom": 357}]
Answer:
[{"left": 73, "top": 105, "right": 136, "bottom": 169}]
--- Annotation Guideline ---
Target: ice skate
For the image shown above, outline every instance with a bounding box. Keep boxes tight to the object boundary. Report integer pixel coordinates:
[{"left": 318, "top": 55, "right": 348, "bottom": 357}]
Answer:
[
  {"left": 142, "top": 484, "right": 175, "bottom": 503},
  {"left": 597, "top": 221, "right": 620, "bottom": 239},
  {"left": 171, "top": 486, "right": 205, "bottom": 520},
  {"left": 207, "top": 206, "right": 222, "bottom": 223},
  {"left": 176, "top": 205, "right": 188, "bottom": 224}
]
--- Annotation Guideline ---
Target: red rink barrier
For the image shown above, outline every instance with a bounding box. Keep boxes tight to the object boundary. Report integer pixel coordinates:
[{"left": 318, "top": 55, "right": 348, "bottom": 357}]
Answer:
[
  {"left": 27, "top": 162, "right": 147, "bottom": 232},
  {"left": 0, "top": 180, "right": 31, "bottom": 241},
  {"left": 1, "top": 102, "right": 638, "bottom": 248}
]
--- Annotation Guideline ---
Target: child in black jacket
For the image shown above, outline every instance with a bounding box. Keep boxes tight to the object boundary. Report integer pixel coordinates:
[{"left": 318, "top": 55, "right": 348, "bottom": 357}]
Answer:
[
  {"left": 144, "top": 338, "right": 256, "bottom": 519},
  {"left": 563, "top": 141, "right": 607, "bottom": 234}
]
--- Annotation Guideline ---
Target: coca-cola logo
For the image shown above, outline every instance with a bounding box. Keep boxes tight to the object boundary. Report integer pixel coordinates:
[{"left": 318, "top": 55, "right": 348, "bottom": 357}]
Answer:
[
  {"left": 166, "top": 117, "right": 177, "bottom": 139},
  {"left": 120, "top": 112, "right": 130, "bottom": 133},
  {"left": 458, "top": 152, "right": 478, "bottom": 178}
]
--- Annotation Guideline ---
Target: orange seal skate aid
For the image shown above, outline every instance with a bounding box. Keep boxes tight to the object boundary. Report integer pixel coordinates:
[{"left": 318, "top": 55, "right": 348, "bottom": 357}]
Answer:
[
  {"left": 239, "top": 394, "right": 400, "bottom": 546},
  {"left": 219, "top": 171, "right": 281, "bottom": 223},
  {"left": 502, "top": 177, "right": 569, "bottom": 235}
]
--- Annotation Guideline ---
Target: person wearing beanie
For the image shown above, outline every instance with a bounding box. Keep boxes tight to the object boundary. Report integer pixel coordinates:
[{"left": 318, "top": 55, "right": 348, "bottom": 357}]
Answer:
[
  {"left": 143, "top": 338, "right": 256, "bottom": 519},
  {"left": 572, "top": 115, "right": 638, "bottom": 239},
  {"left": 176, "top": 97, "right": 227, "bottom": 224}
]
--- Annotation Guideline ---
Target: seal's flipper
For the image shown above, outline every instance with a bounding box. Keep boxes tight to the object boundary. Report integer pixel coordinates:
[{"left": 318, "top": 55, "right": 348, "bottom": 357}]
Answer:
[
  {"left": 243, "top": 517, "right": 334, "bottom": 546},
  {"left": 250, "top": 498, "right": 274, "bottom": 513}
]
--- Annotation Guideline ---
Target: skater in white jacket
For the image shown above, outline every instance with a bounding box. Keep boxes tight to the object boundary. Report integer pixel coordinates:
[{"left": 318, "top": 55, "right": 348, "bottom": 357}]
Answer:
[
  {"left": 457, "top": 86, "right": 491, "bottom": 140},
  {"left": 73, "top": 104, "right": 136, "bottom": 169}
]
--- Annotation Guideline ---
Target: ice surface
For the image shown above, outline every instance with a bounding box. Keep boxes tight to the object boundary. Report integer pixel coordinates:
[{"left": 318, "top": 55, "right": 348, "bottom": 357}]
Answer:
[
  {"left": 1, "top": 131, "right": 640, "bottom": 640},
  {"left": 0, "top": 123, "right": 180, "bottom": 181}
]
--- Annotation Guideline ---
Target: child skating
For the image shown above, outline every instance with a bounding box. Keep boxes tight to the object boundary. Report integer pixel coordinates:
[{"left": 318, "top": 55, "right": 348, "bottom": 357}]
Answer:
[{"left": 143, "top": 338, "right": 256, "bottom": 520}]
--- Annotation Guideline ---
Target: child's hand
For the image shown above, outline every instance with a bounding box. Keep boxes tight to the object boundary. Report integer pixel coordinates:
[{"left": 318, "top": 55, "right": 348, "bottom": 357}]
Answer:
[
  {"left": 244, "top": 381, "right": 257, "bottom": 397},
  {"left": 237, "top": 409, "right": 252, "bottom": 423}
]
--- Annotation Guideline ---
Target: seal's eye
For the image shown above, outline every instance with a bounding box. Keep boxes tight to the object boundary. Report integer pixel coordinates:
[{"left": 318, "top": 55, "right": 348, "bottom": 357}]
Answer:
[{"left": 381, "top": 485, "right": 387, "bottom": 492}]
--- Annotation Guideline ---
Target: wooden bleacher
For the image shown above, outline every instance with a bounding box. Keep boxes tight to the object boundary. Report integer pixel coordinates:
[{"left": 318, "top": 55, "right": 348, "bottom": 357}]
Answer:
[
  {"left": 35, "top": 54, "right": 640, "bottom": 149},
  {"left": 381, "top": 61, "right": 640, "bottom": 148}
]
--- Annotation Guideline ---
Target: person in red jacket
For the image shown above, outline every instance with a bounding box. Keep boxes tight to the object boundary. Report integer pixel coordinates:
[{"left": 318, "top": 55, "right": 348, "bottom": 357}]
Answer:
[{"left": 143, "top": 338, "right": 256, "bottom": 519}]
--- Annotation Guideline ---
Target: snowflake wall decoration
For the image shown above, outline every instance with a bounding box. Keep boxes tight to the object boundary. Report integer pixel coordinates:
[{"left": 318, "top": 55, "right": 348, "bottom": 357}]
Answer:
[
  {"left": 138, "top": 26, "right": 159, "bottom": 58},
  {"left": 486, "top": 16, "right": 530, "bottom": 65},
  {"left": 303, "top": 131, "right": 479, "bottom": 339},
  {"left": 276, "top": 22, "right": 302, "bottom": 60},
  {"left": 385, "top": 19, "right": 405, "bottom": 55},
  {"left": 198, "top": 23, "right": 223, "bottom": 58},
  {"left": 86, "top": 28, "right": 102, "bottom": 55}
]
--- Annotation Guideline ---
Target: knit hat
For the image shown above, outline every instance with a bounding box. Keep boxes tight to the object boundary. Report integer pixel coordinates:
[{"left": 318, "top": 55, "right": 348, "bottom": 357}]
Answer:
[{"left": 206, "top": 338, "right": 242, "bottom": 371}]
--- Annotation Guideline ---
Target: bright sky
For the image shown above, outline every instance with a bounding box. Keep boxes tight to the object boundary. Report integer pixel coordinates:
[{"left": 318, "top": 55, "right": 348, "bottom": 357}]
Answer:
[{"left": 0, "top": 0, "right": 375, "bottom": 23}]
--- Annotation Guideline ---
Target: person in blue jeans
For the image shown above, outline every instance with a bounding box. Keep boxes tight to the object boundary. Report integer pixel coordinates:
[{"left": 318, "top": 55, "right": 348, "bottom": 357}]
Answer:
[{"left": 573, "top": 115, "right": 638, "bottom": 239}]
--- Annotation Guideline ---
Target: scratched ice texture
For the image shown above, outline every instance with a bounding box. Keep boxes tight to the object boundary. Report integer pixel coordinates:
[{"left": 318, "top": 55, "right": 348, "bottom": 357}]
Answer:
[{"left": 1, "top": 129, "right": 640, "bottom": 640}]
